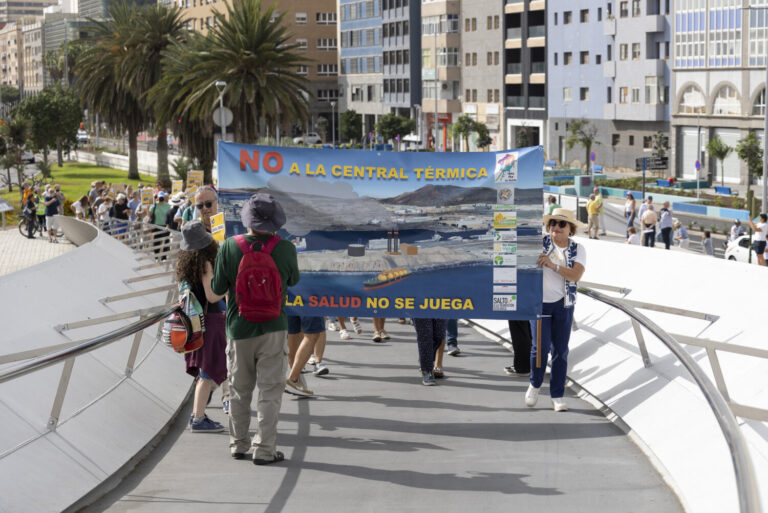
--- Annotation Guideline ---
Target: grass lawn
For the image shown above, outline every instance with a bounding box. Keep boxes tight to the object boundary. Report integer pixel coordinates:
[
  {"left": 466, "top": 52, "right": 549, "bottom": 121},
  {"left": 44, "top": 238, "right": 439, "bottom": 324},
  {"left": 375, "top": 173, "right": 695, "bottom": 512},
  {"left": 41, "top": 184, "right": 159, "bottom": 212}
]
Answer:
[{"left": 1, "top": 162, "right": 154, "bottom": 224}]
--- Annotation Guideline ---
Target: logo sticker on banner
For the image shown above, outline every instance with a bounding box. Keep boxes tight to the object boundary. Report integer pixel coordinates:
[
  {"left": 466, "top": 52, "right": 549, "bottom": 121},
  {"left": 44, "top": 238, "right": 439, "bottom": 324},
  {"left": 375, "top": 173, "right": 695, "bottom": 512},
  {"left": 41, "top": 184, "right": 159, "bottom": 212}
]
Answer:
[{"left": 216, "top": 142, "right": 544, "bottom": 320}]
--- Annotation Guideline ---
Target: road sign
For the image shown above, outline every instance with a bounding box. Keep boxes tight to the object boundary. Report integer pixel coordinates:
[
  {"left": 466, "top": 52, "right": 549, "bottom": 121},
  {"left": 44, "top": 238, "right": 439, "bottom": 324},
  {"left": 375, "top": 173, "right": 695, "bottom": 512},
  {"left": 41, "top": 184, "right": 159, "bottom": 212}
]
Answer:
[
  {"left": 695, "top": 160, "right": 701, "bottom": 171},
  {"left": 590, "top": 151, "right": 596, "bottom": 162},
  {"left": 635, "top": 156, "right": 668, "bottom": 171},
  {"left": 212, "top": 107, "right": 233, "bottom": 127}
]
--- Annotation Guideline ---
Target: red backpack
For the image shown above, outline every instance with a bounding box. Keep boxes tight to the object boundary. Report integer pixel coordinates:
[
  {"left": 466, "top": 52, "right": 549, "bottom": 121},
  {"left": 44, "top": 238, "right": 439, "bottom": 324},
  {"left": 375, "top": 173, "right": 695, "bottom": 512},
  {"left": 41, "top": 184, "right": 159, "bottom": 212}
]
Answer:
[{"left": 233, "top": 234, "right": 283, "bottom": 322}]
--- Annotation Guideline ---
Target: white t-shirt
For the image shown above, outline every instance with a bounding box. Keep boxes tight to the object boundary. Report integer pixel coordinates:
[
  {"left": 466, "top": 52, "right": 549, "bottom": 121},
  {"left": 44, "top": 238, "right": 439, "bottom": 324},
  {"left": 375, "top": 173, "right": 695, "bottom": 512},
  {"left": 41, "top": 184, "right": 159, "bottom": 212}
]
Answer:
[
  {"left": 98, "top": 203, "right": 112, "bottom": 222},
  {"left": 71, "top": 200, "right": 85, "bottom": 218},
  {"left": 542, "top": 241, "right": 586, "bottom": 303},
  {"left": 756, "top": 223, "right": 768, "bottom": 242},
  {"left": 627, "top": 233, "right": 641, "bottom": 245},
  {"left": 624, "top": 200, "right": 634, "bottom": 214}
]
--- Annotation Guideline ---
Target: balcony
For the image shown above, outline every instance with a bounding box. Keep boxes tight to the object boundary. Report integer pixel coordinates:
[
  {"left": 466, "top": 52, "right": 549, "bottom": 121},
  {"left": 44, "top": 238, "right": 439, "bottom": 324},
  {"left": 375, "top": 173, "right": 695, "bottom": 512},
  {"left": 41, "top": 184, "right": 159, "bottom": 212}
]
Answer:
[
  {"left": 506, "top": 62, "right": 522, "bottom": 74},
  {"left": 530, "top": 61, "right": 545, "bottom": 73},
  {"left": 604, "top": 16, "right": 616, "bottom": 36},
  {"left": 527, "top": 25, "right": 546, "bottom": 47},
  {"left": 504, "top": 0, "right": 524, "bottom": 14},
  {"left": 506, "top": 95, "right": 524, "bottom": 108},
  {"left": 506, "top": 27, "right": 522, "bottom": 40},
  {"left": 529, "top": 96, "right": 546, "bottom": 109},
  {"left": 634, "top": 14, "right": 665, "bottom": 33},
  {"left": 529, "top": 0, "right": 546, "bottom": 11}
]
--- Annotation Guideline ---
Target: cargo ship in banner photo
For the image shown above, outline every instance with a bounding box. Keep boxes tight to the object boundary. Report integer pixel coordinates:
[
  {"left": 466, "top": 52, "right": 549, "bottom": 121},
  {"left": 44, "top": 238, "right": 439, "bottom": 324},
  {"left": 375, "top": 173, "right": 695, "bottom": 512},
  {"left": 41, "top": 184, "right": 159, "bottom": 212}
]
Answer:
[{"left": 363, "top": 268, "right": 411, "bottom": 290}]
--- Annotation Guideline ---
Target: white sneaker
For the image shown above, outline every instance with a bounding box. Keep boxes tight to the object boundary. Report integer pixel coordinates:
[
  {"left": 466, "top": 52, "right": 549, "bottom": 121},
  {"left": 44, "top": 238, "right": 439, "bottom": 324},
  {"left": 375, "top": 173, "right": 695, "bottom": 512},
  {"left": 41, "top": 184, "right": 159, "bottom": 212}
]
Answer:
[
  {"left": 327, "top": 321, "right": 337, "bottom": 331},
  {"left": 308, "top": 355, "right": 317, "bottom": 365},
  {"left": 552, "top": 397, "right": 568, "bottom": 412},
  {"left": 313, "top": 361, "right": 329, "bottom": 376},
  {"left": 339, "top": 329, "right": 351, "bottom": 340},
  {"left": 525, "top": 384, "right": 539, "bottom": 407}
]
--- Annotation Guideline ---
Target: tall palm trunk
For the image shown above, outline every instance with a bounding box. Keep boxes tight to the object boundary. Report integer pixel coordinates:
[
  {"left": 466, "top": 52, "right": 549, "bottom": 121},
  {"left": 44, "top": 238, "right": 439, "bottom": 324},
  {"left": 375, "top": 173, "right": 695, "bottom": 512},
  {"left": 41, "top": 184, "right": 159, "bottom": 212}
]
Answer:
[
  {"left": 156, "top": 128, "right": 169, "bottom": 186},
  {"left": 128, "top": 125, "right": 139, "bottom": 180}
]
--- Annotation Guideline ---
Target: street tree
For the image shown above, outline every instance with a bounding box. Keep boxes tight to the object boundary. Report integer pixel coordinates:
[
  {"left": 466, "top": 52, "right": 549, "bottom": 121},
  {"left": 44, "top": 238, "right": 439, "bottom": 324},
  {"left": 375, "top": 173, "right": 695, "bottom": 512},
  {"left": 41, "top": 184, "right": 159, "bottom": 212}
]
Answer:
[
  {"left": 0, "top": 85, "right": 19, "bottom": 106},
  {"left": 118, "top": 2, "right": 187, "bottom": 187},
  {"left": 43, "top": 50, "right": 64, "bottom": 83},
  {"left": 340, "top": 109, "right": 362, "bottom": 143},
  {"left": 0, "top": 116, "right": 30, "bottom": 190},
  {"left": 652, "top": 130, "right": 669, "bottom": 158},
  {"left": 376, "top": 113, "right": 416, "bottom": 144},
  {"left": 706, "top": 136, "right": 733, "bottom": 188},
  {"left": 17, "top": 84, "right": 82, "bottom": 168},
  {"left": 475, "top": 122, "right": 492, "bottom": 151},
  {"left": 75, "top": 1, "right": 146, "bottom": 180},
  {"left": 451, "top": 114, "right": 476, "bottom": 151},
  {"left": 736, "top": 131, "right": 763, "bottom": 203},
  {"left": 565, "top": 119, "right": 599, "bottom": 170}
]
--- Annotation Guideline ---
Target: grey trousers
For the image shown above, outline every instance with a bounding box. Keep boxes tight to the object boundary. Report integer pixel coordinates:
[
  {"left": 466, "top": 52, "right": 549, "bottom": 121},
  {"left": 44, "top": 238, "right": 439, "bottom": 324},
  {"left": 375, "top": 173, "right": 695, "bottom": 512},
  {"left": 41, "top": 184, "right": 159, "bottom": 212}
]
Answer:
[{"left": 226, "top": 330, "right": 288, "bottom": 460}]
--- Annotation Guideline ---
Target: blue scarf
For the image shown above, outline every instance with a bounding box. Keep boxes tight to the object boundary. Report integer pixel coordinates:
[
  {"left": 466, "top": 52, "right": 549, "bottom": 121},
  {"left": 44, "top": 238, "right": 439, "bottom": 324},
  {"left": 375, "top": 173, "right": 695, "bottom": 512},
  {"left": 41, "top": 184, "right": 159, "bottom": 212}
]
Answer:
[{"left": 542, "top": 234, "right": 579, "bottom": 308}]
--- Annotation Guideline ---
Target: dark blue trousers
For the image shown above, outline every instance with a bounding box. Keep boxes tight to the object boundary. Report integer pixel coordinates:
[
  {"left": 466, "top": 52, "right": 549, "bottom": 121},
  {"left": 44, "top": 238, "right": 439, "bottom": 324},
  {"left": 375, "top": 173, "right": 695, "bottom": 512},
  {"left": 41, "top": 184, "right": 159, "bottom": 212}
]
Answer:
[{"left": 530, "top": 298, "right": 574, "bottom": 399}]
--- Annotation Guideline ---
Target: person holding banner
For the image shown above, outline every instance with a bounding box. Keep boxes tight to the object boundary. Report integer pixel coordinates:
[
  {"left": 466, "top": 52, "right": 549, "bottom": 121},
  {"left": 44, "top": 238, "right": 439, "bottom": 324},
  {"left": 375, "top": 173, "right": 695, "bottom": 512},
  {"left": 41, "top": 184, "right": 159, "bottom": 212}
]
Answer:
[{"left": 527, "top": 208, "right": 586, "bottom": 412}]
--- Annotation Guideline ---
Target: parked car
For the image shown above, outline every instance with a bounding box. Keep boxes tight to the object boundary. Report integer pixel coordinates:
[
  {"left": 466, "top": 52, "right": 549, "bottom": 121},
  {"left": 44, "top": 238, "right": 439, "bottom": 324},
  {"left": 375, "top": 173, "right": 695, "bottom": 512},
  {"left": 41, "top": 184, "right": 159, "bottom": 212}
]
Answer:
[
  {"left": 20, "top": 149, "right": 35, "bottom": 164},
  {"left": 77, "top": 130, "right": 89, "bottom": 144},
  {"left": 724, "top": 235, "right": 757, "bottom": 264},
  {"left": 292, "top": 132, "right": 322, "bottom": 145}
]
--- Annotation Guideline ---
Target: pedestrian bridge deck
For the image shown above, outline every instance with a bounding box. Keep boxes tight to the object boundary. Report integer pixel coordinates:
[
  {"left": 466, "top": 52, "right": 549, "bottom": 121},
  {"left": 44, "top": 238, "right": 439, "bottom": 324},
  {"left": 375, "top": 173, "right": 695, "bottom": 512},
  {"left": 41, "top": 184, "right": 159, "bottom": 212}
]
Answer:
[{"left": 85, "top": 320, "right": 682, "bottom": 513}]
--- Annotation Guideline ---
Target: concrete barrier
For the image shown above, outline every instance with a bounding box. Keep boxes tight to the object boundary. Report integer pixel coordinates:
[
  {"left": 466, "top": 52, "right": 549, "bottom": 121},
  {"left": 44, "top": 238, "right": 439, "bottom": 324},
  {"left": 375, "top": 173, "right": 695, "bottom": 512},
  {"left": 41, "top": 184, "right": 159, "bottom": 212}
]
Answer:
[
  {"left": 475, "top": 238, "right": 768, "bottom": 513},
  {"left": 0, "top": 220, "right": 190, "bottom": 513}
]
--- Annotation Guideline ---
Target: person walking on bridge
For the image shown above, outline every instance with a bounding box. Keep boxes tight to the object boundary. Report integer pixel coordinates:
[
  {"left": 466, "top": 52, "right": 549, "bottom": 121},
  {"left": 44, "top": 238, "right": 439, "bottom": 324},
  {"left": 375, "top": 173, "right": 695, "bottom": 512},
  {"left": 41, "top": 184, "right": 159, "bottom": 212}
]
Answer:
[
  {"left": 526, "top": 209, "right": 586, "bottom": 412},
  {"left": 211, "top": 193, "right": 299, "bottom": 465}
]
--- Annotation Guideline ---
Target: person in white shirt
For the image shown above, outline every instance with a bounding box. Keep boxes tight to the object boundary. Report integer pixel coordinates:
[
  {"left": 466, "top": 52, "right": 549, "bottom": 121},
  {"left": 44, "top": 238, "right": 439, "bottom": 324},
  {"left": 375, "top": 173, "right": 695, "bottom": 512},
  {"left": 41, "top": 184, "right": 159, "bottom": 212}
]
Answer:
[
  {"left": 729, "top": 220, "right": 745, "bottom": 242},
  {"left": 626, "top": 226, "right": 641, "bottom": 245},
  {"left": 97, "top": 196, "right": 113, "bottom": 228},
  {"left": 673, "top": 221, "right": 690, "bottom": 250},
  {"left": 637, "top": 196, "right": 652, "bottom": 223},
  {"left": 748, "top": 213, "right": 768, "bottom": 266},
  {"left": 526, "top": 208, "right": 586, "bottom": 413}
]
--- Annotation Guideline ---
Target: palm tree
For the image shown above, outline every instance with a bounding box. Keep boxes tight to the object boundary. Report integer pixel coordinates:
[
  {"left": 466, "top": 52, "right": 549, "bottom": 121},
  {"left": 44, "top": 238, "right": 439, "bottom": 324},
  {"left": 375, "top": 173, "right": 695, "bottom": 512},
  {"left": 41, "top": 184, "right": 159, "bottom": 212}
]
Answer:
[
  {"left": 706, "top": 136, "right": 733, "bottom": 188},
  {"left": 119, "top": 3, "right": 187, "bottom": 186},
  {"left": 162, "top": 0, "right": 310, "bottom": 144},
  {"left": 75, "top": 1, "right": 146, "bottom": 180}
]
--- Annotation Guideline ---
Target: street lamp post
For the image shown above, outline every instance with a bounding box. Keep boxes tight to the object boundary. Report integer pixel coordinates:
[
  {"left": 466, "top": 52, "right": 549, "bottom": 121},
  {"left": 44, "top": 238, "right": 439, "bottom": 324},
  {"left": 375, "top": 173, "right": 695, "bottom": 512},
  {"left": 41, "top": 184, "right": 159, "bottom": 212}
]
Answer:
[
  {"left": 330, "top": 100, "right": 336, "bottom": 147},
  {"left": 215, "top": 80, "right": 226, "bottom": 142}
]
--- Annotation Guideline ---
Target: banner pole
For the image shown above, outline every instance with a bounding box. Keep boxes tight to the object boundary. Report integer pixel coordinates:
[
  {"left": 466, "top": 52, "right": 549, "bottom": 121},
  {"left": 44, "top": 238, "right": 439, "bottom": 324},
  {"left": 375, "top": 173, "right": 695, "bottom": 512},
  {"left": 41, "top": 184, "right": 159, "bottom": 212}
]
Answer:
[{"left": 535, "top": 318, "right": 542, "bottom": 368}]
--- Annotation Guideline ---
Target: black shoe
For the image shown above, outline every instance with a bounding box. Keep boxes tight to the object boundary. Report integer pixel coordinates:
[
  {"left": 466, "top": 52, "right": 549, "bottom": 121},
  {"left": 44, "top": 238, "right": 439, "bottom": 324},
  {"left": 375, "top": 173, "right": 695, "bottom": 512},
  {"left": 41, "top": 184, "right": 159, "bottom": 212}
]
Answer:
[
  {"left": 253, "top": 451, "right": 285, "bottom": 465},
  {"left": 422, "top": 371, "right": 437, "bottom": 386},
  {"left": 504, "top": 365, "right": 530, "bottom": 377},
  {"left": 446, "top": 344, "right": 460, "bottom": 356},
  {"left": 232, "top": 452, "right": 247, "bottom": 460}
]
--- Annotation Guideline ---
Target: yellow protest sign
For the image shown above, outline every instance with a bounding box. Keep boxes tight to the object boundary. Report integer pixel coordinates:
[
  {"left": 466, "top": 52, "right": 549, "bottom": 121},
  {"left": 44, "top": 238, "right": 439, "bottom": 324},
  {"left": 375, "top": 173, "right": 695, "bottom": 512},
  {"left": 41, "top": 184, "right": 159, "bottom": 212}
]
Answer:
[
  {"left": 187, "top": 170, "right": 204, "bottom": 192},
  {"left": 140, "top": 188, "right": 154, "bottom": 206},
  {"left": 172, "top": 180, "right": 183, "bottom": 195},
  {"left": 211, "top": 212, "right": 225, "bottom": 243}
]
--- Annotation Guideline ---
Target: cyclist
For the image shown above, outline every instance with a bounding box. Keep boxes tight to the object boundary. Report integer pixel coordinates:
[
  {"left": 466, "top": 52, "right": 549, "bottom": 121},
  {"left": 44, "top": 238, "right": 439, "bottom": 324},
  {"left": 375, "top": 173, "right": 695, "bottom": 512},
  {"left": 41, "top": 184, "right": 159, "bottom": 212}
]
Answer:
[{"left": 22, "top": 194, "right": 37, "bottom": 239}]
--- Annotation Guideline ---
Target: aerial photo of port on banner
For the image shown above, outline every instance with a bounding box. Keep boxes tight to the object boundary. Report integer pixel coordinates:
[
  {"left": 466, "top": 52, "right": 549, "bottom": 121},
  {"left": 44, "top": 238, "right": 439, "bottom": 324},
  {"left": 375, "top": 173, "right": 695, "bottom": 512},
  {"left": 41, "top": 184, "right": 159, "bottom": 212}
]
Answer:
[{"left": 216, "top": 143, "right": 544, "bottom": 320}]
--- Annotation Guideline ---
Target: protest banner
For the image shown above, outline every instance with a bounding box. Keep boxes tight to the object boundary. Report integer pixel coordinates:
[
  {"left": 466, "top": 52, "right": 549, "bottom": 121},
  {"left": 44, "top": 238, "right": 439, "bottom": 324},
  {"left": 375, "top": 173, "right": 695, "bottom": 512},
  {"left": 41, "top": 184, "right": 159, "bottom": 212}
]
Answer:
[
  {"left": 172, "top": 180, "right": 183, "bottom": 195},
  {"left": 140, "top": 188, "right": 153, "bottom": 206},
  {"left": 216, "top": 142, "right": 543, "bottom": 320},
  {"left": 187, "top": 170, "right": 204, "bottom": 193}
]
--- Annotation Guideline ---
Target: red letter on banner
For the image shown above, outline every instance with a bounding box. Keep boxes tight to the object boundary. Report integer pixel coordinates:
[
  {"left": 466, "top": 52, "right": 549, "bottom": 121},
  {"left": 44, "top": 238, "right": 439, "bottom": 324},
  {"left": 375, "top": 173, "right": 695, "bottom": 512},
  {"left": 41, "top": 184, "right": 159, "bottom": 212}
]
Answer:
[
  {"left": 240, "top": 150, "right": 259, "bottom": 171},
  {"left": 263, "top": 152, "right": 283, "bottom": 173}
]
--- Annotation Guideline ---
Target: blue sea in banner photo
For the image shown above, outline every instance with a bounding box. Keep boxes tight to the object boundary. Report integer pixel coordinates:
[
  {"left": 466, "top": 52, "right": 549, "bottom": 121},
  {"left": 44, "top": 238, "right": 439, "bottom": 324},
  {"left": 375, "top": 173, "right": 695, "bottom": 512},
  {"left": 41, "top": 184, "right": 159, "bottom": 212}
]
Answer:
[{"left": 285, "top": 265, "right": 542, "bottom": 320}]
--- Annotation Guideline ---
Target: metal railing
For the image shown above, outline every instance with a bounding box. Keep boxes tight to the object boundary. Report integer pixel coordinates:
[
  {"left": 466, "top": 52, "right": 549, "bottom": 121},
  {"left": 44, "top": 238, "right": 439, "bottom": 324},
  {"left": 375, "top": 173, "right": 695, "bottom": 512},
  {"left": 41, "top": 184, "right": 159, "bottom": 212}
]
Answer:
[{"left": 577, "top": 286, "right": 762, "bottom": 513}]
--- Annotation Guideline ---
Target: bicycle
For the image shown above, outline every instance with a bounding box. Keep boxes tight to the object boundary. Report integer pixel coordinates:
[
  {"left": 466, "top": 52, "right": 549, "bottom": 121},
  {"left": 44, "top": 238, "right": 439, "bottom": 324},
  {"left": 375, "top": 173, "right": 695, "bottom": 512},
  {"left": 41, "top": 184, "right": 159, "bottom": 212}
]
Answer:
[{"left": 18, "top": 213, "right": 44, "bottom": 238}]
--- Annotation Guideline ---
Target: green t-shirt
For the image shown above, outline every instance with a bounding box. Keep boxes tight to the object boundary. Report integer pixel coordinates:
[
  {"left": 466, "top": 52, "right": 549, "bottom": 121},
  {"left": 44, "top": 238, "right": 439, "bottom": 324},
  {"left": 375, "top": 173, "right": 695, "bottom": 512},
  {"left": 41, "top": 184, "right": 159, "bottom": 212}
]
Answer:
[
  {"left": 211, "top": 234, "right": 300, "bottom": 340},
  {"left": 151, "top": 202, "right": 171, "bottom": 226},
  {"left": 548, "top": 203, "right": 561, "bottom": 215}
]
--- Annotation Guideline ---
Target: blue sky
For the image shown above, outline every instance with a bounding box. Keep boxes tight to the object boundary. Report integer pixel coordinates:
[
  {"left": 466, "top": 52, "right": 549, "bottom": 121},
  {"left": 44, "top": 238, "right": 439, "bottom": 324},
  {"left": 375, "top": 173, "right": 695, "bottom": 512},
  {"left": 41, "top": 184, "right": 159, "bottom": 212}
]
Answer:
[{"left": 218, "top": 143, "right": 542, "bottom": 198}]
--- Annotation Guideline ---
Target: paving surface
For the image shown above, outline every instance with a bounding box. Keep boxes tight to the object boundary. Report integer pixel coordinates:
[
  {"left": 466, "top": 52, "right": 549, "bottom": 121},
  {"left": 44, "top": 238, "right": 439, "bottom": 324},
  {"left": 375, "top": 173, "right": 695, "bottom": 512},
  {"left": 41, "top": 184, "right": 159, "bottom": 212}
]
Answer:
[
  {"left": 86, "top": 320, "right": 683, "bottom": 513},
  {"left": 0, "top": 226, "right": 75, "bottom": 276}
]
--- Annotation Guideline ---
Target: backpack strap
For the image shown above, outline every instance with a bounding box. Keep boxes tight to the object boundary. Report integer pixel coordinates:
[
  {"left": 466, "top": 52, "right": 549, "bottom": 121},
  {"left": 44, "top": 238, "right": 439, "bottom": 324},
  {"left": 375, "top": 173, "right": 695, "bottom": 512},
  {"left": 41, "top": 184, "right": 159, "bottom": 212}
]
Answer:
[
  {"left": 260, "top": 235, "right": 281, "bottom": 254},
  {"left": 233, "top": 234, "right": 253, "bottom": 255}
]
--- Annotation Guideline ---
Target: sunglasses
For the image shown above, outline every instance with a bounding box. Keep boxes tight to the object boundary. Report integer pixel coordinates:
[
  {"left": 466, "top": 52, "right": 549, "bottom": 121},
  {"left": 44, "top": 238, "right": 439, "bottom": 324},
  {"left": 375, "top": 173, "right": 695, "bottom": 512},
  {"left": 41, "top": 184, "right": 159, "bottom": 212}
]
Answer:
[
  {"left": 548, "top": 220, "right": 569, "bottom": 229},
  {"left": 196, "top": 201, "right": 214, "bottom": 209}
]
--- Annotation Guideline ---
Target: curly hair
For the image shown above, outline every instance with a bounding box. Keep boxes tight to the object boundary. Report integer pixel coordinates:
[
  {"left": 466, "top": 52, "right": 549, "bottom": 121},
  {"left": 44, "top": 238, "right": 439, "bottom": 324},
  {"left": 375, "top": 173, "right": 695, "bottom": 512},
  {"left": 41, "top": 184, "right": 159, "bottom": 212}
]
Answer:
[{"left": 175, "top": 241, "right": 219, "bottom": 286}]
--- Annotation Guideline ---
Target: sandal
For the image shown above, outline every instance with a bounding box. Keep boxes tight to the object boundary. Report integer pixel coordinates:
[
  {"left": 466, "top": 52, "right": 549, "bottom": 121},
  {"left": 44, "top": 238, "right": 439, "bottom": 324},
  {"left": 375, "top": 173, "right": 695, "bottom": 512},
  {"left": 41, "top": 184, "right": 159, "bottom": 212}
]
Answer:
[
  {"left": 351, "top": 318, "right": 363, "bottom": 334},
  {"left": 433, "top": 367, "right": 444, "bottom": 379}
]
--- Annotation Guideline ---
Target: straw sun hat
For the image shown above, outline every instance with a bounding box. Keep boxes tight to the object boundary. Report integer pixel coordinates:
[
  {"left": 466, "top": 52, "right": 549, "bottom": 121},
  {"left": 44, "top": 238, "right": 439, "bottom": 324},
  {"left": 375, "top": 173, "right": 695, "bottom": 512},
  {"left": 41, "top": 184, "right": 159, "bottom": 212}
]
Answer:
[{"left": 542, "top": 208, "right": 585, "bottom": 231}]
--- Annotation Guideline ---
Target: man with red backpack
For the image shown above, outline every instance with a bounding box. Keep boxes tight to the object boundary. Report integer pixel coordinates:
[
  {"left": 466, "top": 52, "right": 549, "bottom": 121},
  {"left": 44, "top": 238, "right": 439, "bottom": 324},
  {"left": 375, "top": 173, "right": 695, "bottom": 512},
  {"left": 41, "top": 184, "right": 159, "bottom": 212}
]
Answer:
[{"left": 211, "top": 193, "right": 299, "bottom": 465}]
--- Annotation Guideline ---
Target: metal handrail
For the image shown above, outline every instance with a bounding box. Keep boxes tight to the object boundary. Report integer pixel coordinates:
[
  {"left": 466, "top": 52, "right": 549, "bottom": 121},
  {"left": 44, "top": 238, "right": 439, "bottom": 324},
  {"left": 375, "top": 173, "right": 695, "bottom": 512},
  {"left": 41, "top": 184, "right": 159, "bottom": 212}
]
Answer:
[
  {"left": 0, "top": 304, "right": 179, "bottom": 385},
  {"left": 578, "top": 286, "right": 762, "bottom": 513}
]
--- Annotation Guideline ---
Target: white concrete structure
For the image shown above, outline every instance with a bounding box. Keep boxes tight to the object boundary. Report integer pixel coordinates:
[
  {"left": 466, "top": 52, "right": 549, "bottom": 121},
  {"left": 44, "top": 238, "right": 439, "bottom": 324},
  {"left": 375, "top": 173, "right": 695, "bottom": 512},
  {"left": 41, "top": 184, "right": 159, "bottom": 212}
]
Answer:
[{"left": 477, "top": 237, "right": 768, "bottom": 513}]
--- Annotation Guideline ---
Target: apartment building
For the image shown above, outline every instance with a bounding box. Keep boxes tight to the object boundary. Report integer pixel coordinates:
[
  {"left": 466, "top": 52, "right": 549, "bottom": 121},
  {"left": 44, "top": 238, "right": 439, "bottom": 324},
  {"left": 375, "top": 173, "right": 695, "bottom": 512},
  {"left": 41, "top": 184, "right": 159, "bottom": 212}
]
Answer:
[
  {"left": 421, "top": 0, "right": 461, "bottom": 150},
  {"left": 0, "top": 22, "right": 22, "bottom": 88},
  {"left": 338, "top": 0, "right": 386, "bottom": 137},
  {"left": 79, "top": 0, "right": 153, "bottom": 20},
  {"left": 381, "top": 0, "right": 420, "bottom": 118},
  {"left": 0, "top": 0, "right": 56, "bottom": 23},
  {"left": 547, "top": 0, "right": 671, "bottom": 169},
  {"left": 670, "top": 0, "right": 764, "bottom": 185},
  {"left": 22, "top": 17, "right": 43, "bottom": 95},
  {"left": 504, "top": 0, "right": 547, "bottom": 151},
  {"left": 460, "top": 0, "right": 503, "bottom": 150}
]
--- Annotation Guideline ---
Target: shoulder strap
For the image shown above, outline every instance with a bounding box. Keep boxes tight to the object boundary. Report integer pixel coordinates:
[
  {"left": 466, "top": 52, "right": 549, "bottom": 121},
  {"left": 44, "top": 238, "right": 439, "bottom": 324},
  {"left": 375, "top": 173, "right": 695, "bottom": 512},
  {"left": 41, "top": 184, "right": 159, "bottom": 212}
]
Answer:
[
  {"left": 234, "top": 234, "right": 253, "bottom": 255},
  {"left": 261, "top": 235, "right": 281, "bottom": 254}
]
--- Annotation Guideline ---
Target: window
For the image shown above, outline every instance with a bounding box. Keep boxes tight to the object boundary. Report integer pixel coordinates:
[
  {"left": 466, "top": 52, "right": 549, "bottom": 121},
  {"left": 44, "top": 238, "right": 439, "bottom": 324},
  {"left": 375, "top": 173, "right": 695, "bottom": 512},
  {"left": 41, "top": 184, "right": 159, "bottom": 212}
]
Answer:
[
  {"left": 643, "top": 136, "right": 653, "bottom": 149},
  {"left": 607, "top": 86, "right": 612, "bottom": 103},
  {"left": 631, "top": 87, "right": 640, "bottom": 103},
  {"left": 472, "top": 53, "right": 477, "bottom": 66},
  {"left": 494, "top": 16, "right": 499, "bottom": 29},
  {"left": 607, "top": 44, "right": 612, "bottom": 61},
  {"left": 612, "top": 134, "right": 620, "bottom": 146},
  {"left": 580, "top": 87, "right": 589, "bottom": 101},
  {"left": 753, "top": 88, "right": 766, "bottom": 116},
  {"left": 494, "top": 52, "right": 499, "bottom": 65},
  {"left": 465, "top": 18, "right": 470, "bottom": 32},
  {"left": 297, "top": 65, "right": 308, "bottom": 75},
  {"left": 554, "top": 12, "right": 558, "bottom": 25},
  {"left": 316, "top": 12, "right": 336, "bottom": 24},
  {"left": 317, "top": 38, "right": 337, "bottom": 50},
  {"left": 629, "top": 135, "right": 635, "bottom": 145},
  {"left": 295, "top": 12, "right": 307, "bottom": 24},
  {"left": 632, "top": 0, "right": 640, "bottom": 16},
  {"left": 632, "top": 43, "right": 640, "bottom": 60},
  {"left": 564, "top": 52, "right": 572, "bottom": 65},
  {"left": 422, "top": 49, "right": 431, "bottom": 68},
  {"left": 472, "top": 18, "right": 476, "bottom": 31},
  {"left": 713, "top": 85, "right": 741, "bottom": 116},
  {"left": 619, "top": 87, "right": 628, "bottom": 103},
  {"left": 487, "top": 52, "right": 492, "bottom": 65},
  {"left": 563, "top": 87, "right": 572, "bottom": 101},
  {"left": 487, "top": 16, "right": 492, "bottom": 30},
  {"left": 317, "top": 64, "right": 338, "bottom": 76},
  {"left": 296, "top": 38, "right": 308, "bottom": 50},
  {"left": 619, "top": 1, "right": 628, "bottom": 17},
  {"left": 596, "top": 54, "right": 602, "bottom": 64},
  {"left": 494, "top": 89, "right": 500, "bottom": 103},
  {"left": 554, "top": 53, "right": 558, "bottom": 65},
  {"left": 423, "top": 14, "right": 459, "bottom": 35},
  {"left": 580, "top": 9, "right": 588, "bottom": 23},
  {"left": 580, "top": 51, "right": 589, "bottom": 64},
  {"left": 563, "top": 11, "right": 572, "bottom": 24},
  {"left": 466, "top": 88, "right": 470, "bottom": 101},
  {"left": 598, "top": 7, "right": 602, "bottom": 21},
  {"left": 644, "top": 76, "right": 661, "bottom": 104},
  {"left": 619, "top": 44, "right": 628, "bottom": 60},
  {"left": 438, "top": 47, "right": 460, "bottom": 66},
  {"left": 679, "top": 85, "right": 706, "bottom": 114},
  {"left": 487, "top": 89, "right": 493, "bottom": 102}
]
